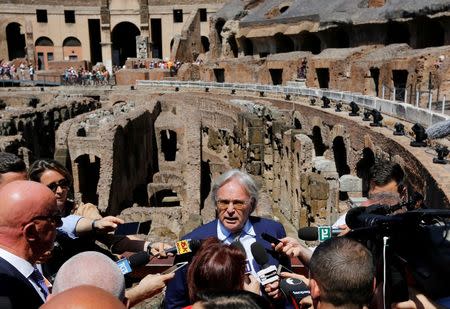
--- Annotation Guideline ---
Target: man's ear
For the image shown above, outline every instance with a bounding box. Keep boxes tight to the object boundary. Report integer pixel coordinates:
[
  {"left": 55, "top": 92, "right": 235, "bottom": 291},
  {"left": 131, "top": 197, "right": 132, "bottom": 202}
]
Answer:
[
  {"left": 23, "top": 222, "right": 38, "bottom": 242},
  {"left": 309, "top": 278, "right": 321, "bottom": 300}
]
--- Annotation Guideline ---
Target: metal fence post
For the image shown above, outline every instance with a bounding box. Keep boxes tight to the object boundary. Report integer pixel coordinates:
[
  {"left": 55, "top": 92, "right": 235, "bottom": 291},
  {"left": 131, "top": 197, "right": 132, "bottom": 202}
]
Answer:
[
  {"left": 442, "top": 95, "right": 446, "bottom": 114},
  {"left": 392, "top": 88, "right": 396, "bottom": 101},
  {"left": 416, "top": 91, "right": 419, "bottom": 107},
  {"left": 404, "top": 89, "right": 408, "bottom": 103},
  {"left": 381, "top": 85, "right": 385, "bottom": 99}
]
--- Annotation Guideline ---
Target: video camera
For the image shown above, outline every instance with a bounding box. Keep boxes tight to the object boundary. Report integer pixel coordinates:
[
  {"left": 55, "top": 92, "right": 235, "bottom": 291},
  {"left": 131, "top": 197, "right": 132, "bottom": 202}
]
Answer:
[{"left": 345, "top": 203, "right": 450, "bottom": 303}]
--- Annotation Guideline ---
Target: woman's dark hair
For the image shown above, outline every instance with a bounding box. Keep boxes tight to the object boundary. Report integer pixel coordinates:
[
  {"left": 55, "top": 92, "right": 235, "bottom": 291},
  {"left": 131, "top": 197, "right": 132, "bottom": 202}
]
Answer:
[
  {"left": 28, "top": 158, "right": 73, "bottom": 185},
  {"left": 195, "top": 290, "right": 273, "bottom": 309},
  {"left": 187, "top": 237, "right": 246, "bottom": 303}
]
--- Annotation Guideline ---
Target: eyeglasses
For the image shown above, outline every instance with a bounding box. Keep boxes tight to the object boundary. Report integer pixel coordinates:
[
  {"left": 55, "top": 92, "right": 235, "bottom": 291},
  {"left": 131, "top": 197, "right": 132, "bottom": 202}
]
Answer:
[
  {"left": 217, "top": 199, "right": 249, "bottom": 211},
  {"left": 46, "top": 179, "right": 69, "bottom": 193},
  {"left": 30, "top": 213, "right": 63, "bottom": 227}
]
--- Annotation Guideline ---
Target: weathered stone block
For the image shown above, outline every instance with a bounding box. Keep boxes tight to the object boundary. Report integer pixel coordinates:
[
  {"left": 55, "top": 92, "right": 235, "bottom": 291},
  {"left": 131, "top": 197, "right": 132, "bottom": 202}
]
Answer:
[
  {"left": 248, "top": 127, "right": 264, "bottom": 144},
  {"left": 313, "top": 157, "right": 337, "bottom": 173},
  {"left": 310, "top": 199, "right": 327, "bottom": 217},
  {"left": 339, "top": 175, "right": 362, "bottom": 192},
  {"left": 309, "top": 174, "right": 329, "bottom": 200}
]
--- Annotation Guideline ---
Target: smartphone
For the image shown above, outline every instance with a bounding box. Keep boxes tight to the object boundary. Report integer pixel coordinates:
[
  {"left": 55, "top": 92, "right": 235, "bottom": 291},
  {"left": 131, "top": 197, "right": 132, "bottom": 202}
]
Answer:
[
  {"left": 161, "top": 261, "right": 188, "bottom": 275},
  {"left": 261, "top": 232, "right": 282, "bottom": 245},
  {"left": 114, "top": 220, "right": 151, "bottom": 236}
]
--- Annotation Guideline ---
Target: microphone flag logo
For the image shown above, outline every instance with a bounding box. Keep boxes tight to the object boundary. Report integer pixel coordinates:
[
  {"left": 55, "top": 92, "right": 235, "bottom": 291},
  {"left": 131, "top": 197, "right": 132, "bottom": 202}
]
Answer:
[
  {"left": 176, "top": 239, "right": 192, "bottom": 254},
  {"left": 318, "top": 226, "right": 332, "bottom": 242}
]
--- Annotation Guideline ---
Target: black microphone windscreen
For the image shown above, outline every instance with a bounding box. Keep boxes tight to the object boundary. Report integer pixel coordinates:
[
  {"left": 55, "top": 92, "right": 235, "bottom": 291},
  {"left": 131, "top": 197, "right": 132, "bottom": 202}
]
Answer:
[
  {"left": 297, "top": 227, "right": 318, "bottom": 241},
  {"left": 128, "top": 251, "right": 150, "bottom": 268},
  {"left": 189, "top": 239, "right": 202, "bottom": 253},
  {"left": 250, "top": 242, "right": 269, "bottom": 266},
  {"left": 345, "top": 206, "right": 367, "bottom": 229}
]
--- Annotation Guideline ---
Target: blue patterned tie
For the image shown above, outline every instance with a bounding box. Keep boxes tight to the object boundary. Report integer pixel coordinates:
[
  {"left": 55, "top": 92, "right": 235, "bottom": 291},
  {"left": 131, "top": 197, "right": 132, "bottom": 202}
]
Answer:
[{"left": 29, "top": 267, "right": 49, "bottom": 299}]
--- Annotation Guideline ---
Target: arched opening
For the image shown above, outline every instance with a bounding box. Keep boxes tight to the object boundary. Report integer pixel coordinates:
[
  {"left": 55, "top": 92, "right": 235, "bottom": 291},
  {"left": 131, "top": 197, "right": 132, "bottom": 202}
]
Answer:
[
  {"left": 160, "top": 129, "right": 177, "bottom": 161},
  {"left": 215, "top": 19, "right": 225, "bottom": 45},
  {"left": 201, "top": 36, "right": 210, "bottom": 53},
  {"left": 294, "top": 118, "right": 302, "bottom": 129},
  {"left": 310, "top": 126, "right": 327, "bottom": 156},
  {"left": 111, "top": 22, "right": 140, "bottom": 66},
  {"left": 170, "top": 38, "right": 174, "bottom": 52},
  {"left": 275, "top": 33, "right": 294, "bottom": 53},
  {"left": 228, "top": 35, "right": 238, "bottom": 58},
  {"left": 149, "top": 189, "right": 180, "bottom": 207},
  {"left": 325, "top": 27, "right": 350, "bottom": 48},
  {"left": 415, "top": 17, "right": 444, "bottom": 48},
  {"left": 200, "top": 160, "right": 212, "bottom": 210},
  {"left": 6, "top": 23, "right": 26, "bottom": 60},
  {"left": 298, "top": 31, "right": 321, "bottom": 54},
  {"left": 332, "top": 136, "right": 350, "bottom": 177},
  {"left": 279, "top": 6, "right": 289, "bottom": 14},
  {"left": 35, "top": 36, "right": 54, "bottom": 70},
  {"left": 62, "top": 36, "right": 82, "bottom": 61},
  {"left": 242, "top": 37, "right": 253, "bottom": 56},
  {"left": 356, "top": 147, "right": 375, "bottom": 197},
  {"left": 75, "top": 154, "right": 101, "bottom": 205},
  {"left": 386, "top": 21, "right": 410, "bottom": 45}
]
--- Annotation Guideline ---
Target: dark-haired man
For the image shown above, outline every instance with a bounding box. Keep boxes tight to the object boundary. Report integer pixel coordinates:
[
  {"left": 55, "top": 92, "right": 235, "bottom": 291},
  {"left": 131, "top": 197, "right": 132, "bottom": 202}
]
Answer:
[{"left": 0, "top": 152, "right": 27, "bottom": 189}]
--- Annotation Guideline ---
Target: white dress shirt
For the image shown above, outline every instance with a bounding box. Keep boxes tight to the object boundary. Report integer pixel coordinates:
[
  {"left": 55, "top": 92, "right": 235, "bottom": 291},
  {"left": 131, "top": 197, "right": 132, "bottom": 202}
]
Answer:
[{"left": 0, "top": 247, "right": 46, "bottom": 301}]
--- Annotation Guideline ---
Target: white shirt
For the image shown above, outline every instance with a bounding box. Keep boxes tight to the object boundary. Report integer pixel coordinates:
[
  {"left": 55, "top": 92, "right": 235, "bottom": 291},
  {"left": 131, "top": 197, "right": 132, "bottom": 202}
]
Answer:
[
  {"left": 0, "top": 247, "right": 46, "bottom": 301},
  {"left": 216, "top": 220, "right": 261, "bottom": 279}
]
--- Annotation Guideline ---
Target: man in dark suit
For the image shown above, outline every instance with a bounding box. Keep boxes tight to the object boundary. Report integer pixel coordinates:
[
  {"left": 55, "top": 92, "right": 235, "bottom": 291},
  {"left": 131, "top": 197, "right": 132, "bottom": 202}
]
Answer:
[
  {"left": 164, "top": 169, "right": 290, "bottom": 308},
  {"left": 0, "top": 180, "right": 60, "bottom": 308}
]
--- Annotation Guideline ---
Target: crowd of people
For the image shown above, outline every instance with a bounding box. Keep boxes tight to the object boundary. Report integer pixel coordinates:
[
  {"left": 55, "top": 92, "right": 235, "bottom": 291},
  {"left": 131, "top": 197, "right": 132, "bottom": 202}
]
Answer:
[
  {"left": 0, "top": 61, "right": 35, "bottom": 81},
  {"left": 0, "top": 151, "right": 447, "bottom": 309},
  {"left": 62, "top": 66, "right": 111, "bottom": 86}
]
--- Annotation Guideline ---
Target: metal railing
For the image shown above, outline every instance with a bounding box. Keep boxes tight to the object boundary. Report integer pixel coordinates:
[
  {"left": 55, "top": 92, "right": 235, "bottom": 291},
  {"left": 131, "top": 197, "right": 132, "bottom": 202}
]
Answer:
[{"left": 137, "top": 80, "right": 450, "bottom": 126}]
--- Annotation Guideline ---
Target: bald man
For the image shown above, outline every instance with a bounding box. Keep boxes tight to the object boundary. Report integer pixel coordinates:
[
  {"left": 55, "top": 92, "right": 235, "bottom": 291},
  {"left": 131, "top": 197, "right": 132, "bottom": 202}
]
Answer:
[
  {"left": 52, "top": 251, "right": 174, "bottom": 307},
  {"left": 0, "top": 180, "right": 60, "bottom": 308},
  {"left": 42, "top": 285, "right": 126, "bottom": 309}
]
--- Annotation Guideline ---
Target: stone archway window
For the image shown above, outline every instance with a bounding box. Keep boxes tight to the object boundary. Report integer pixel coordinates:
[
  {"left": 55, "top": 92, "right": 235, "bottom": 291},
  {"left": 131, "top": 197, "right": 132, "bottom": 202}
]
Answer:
[
  {"left": 161, "top": 129, "right": 177, "bottom": 161},
  {"left": 75, "top": 154, "right": 101, "bottom": 205},
  {"left": 6, "top": 22, "right": 26, "bottom": 60},
  {"left": 63, "top": 37, "right": 82, "bottom": 47},
  {"left": 35, "top": 36, "right": 54, "bottom": 46},
  {"left": 149, "top": 189, "right": 180, "bottom": 207}
]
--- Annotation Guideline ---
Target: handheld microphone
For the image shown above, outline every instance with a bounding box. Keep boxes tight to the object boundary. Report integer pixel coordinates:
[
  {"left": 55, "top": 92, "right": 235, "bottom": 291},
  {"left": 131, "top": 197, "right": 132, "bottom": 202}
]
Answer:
[
  {"left": 345, "top": 207, "right": 403, "bottom": 230},
  {"left": 426, "top": 119, "right": 450, "bottom": 140},
  {"left": 297, "top": 226, "right": 343, "bottom": 241},
  {"left": 163, "top": 239, "right": 202, "bottom": 255},
  {"left": 116, "top": 251, "right": 150, "bottom": 275},
  {"left": 251, "top": 242, "right": 279, "bottom": 285},
  {"left": 261, "top": 232, "right": 282, "bottom": 245},
  {"left": 280, "top": 277, "right": 311, "bottom": 308}
]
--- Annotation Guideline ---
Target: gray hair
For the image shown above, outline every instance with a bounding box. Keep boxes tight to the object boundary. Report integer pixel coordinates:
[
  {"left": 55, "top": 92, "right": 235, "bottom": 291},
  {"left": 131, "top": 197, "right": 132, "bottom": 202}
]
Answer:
[
  {"left": 211, "top": 169, "right": 259, "bottom": 212},
  {"left": 52, "top": 251, "right": 125, "bottom": 301}
]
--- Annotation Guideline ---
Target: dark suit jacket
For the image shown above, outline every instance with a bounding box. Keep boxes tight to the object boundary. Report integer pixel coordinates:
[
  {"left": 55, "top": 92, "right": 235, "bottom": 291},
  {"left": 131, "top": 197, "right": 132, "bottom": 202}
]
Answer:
[
  {"left": 164, "top": 216, "right": 291, "bottom": 309},
  {"left": 0, "top": 256, "right": 44, "bottom": 309}
]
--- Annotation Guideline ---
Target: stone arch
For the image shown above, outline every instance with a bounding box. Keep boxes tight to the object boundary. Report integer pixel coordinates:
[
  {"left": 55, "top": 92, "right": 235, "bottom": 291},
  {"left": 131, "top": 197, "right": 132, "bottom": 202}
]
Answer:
[
  {"left": 160, "top": 129, "right": 177, "bottom": 161},
  {"left": 275, "top": 33, "right": 294, "bottom": 53},
  {"left": 228, "top": 35, "right": 239, "bottom": 58},
  {"left": 298, "top": 31, "right": 321, "bottom": 54},
  {"left": 170, "top": 38, "right": 174, "bottom": 52},
  {"left": 215, "top": 18, "right": 225, "bottom": 45},
  {"left": 35, "top": 36, "right": 55, "bottom": 70},
  {"left": 241, "top": 37, "right": 253, "bottom": 56},
  {"left": 356, "top": 147, "right": 375, "bottom": 197},
  {"left": 201, "top": 36, "right": 210, "bottom": 53},
  {"left": 332, "top": 136, "right": 350, "bottom": 177},
  {"left": 415, "top": 17, "right": 444, "bottom": 48},
  {"left": 310, "top": 126, "right": 327, "bottom": 156},
  {"left": 111, "top": 22, "right": 140, "bottom": 66},
  {"left": 6, "top": 22, "right": 26, "bottom": 60},
  {"left": 74, "top": 154, "right": 101, "bottom": 205},
  {"left": 149, "top": 189, "right": 181, "bottom": 207},
  {"left": 325, "top": 27, "right": 350, "bottom": 48},
  {"left": 386, "top": 21, "right": 410, "bottom": 45},
  {"left": 62, "top": 36, "right": 82, "bottom": 61}
]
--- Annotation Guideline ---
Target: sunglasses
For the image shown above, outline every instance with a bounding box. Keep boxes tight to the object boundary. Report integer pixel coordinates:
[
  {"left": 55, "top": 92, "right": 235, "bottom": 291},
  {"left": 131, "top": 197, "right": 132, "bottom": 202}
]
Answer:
[
  {"left": 30, "top": 213, "right": 63, "bottom": 227},
  {"left": 216, "top": 199, "right": 250, "bottom": 211},
  {"left": 46, "top": 179, "right": 69, "bottom": 193}
]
